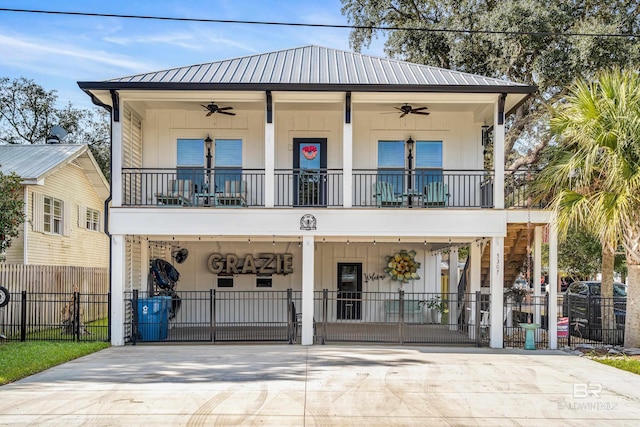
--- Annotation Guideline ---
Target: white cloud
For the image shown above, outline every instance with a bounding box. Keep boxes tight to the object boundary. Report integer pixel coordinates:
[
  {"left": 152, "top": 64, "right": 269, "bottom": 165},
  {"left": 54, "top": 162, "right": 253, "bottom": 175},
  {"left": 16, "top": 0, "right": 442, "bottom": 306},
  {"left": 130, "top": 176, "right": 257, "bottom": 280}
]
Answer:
[{"left": 0, "top": 33, "right": 156, "bottom": 75}]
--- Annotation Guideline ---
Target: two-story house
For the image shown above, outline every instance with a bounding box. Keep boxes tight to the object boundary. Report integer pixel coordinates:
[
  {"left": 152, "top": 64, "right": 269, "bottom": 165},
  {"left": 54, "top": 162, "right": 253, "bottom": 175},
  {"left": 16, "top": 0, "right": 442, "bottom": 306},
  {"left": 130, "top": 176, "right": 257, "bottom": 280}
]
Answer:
[{"left": 78, "top": 46, "right": 559, "bottom": 348}]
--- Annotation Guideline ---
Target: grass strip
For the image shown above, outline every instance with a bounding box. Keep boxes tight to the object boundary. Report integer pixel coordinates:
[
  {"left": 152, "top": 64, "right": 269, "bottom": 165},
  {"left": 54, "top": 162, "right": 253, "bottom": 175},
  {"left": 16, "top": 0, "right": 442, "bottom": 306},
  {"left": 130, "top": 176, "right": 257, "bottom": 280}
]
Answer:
[
  {"left": 0, "top": 341, "right": 109, "bottom": 385},
  {"left": 593, "top": 357, "right": 640, "bottom": 375}
]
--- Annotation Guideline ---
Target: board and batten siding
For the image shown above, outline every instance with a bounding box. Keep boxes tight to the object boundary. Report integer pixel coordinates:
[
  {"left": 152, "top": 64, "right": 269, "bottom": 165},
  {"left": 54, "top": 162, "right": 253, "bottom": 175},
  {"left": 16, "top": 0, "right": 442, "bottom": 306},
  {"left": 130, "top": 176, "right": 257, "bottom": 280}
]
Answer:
[
  {"left": 139, "top": 106, "right": 481, "bottom": 172},
  {"left": 26, "top": 160, "right": 109, "bottom": 267}
]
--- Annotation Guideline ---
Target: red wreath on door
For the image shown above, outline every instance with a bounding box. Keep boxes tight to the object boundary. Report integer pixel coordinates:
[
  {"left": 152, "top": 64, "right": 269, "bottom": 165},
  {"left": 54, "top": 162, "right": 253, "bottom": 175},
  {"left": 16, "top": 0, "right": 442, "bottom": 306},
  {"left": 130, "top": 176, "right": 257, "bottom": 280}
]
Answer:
[{"left": 302, "top": 145, "right": 318, "bottom": 160}]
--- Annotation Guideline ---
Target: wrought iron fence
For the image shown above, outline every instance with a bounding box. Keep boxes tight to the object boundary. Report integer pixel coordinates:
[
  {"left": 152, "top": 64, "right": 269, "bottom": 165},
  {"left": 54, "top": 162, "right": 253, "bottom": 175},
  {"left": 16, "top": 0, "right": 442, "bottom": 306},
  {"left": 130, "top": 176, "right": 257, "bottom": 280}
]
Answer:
[
  {"left": 503, "top": 293, "right": 625, "bottom": 349},
  {"left": 122, "top": 168, "right": 265, "bottom": 207},
  {"left": 0, "top": 291, "right": 110, "bottom": 342},
  {"left": 125, "top": 289, "right": 488, "bottom": 346},
  {"left": 352, "top": 169, "right": 495, "bottom": 208},
  {"left": 274, "top": 169, "right": 343, "bottom": 207}
]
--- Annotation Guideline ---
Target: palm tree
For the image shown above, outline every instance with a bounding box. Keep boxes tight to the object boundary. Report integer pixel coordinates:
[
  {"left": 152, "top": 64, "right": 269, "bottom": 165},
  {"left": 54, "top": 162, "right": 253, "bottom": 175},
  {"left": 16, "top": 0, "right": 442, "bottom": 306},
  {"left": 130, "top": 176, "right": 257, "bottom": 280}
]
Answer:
[{"left": 532, "top": 68, "right": 640, "bottom": 347}]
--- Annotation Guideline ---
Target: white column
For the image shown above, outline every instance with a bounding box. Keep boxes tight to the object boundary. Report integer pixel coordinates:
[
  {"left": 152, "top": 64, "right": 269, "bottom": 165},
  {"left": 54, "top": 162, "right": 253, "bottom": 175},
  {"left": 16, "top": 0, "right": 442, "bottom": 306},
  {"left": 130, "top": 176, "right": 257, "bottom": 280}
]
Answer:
[
  {"left": 111, "top": 234, "right": 126, "bottom": 346},
  {"left": 140, "top": 241, "right": 149, "bottom": 292},
  {"left": 548, "top": 224, "right": 558, "bottom": 349},
  {"left": 301, "top": 235, "right": 315, "bottom": 345},
  {"left": 448, "top": 248, "right": 459, "bottom": 330},
  {"left": 425, "top": 253, "right": 439, "bottom": 293},
  {"left": 112, "top": 117, "right": 123, "bottom": 207},
  {"left": 343, "top": 120, "right": 353, "bottom": 208},
  {"left": 533, "top": 226, "right": 543, "bottom": 324},
  {"left": 264, "top": 102, "right": 275, "bottom": 208},
  {"left": 490, "top": 236, "right": 504, "bottom": 348},
  {"left": 493, "top": 98, "right": 505, "bottom": 210},
  {"left": 469, "top": 242, "right": 482, "bottom": 339}
]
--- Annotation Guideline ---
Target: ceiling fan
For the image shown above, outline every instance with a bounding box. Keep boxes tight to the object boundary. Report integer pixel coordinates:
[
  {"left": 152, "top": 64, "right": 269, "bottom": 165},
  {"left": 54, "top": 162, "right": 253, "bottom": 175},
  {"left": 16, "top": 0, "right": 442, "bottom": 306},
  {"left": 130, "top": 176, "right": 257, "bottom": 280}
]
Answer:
[
  {"left": 387, "top": 103, "right": 430, "bottom": 118},
  {"left": 201, "top": 102, "right": 235, "bottom": 116}
]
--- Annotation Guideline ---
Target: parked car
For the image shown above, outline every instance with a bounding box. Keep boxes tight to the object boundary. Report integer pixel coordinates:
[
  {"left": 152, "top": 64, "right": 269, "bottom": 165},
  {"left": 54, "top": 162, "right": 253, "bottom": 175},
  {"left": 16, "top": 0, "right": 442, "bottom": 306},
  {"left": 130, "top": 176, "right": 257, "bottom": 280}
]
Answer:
[{"left": 562, "top": 281, "right": 626, "bottom": 343}]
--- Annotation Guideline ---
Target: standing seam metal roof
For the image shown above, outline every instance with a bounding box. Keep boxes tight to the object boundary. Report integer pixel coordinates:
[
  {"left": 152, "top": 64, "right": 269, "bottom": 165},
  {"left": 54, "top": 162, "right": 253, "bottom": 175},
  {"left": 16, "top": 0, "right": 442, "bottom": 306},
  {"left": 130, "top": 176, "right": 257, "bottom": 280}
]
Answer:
[
  {"left": 105, "top": 45, "right": 531, "bottom": 88},
  {"left": 0, "top": 144, "right": 85, "bottom": 181}
]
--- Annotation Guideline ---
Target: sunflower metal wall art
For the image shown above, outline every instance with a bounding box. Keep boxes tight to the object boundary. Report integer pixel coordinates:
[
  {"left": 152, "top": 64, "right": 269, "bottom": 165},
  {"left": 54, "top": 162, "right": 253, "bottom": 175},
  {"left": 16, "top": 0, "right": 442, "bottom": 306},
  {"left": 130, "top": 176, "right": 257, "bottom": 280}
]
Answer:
[{"left": 384, "top": 250, "right": 421, "bottom": 283}]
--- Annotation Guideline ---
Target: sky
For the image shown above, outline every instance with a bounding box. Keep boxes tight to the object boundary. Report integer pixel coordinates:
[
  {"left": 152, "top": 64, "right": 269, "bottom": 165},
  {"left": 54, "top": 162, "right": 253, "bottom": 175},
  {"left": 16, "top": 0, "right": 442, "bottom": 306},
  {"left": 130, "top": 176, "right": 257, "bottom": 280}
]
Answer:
[{"left": 0, "top": 0, "right": 385, "bottom": 109}]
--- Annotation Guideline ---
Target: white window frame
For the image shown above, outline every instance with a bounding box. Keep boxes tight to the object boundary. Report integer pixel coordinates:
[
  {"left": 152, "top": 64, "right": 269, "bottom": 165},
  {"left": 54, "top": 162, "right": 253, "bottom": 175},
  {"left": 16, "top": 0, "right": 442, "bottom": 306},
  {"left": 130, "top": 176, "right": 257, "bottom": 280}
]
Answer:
[
  {"left": 86, "top": 208, "right": 100, "bottom": 232},
  {"left": 43, "top": 196, "right": 63, "bottom": 235}
]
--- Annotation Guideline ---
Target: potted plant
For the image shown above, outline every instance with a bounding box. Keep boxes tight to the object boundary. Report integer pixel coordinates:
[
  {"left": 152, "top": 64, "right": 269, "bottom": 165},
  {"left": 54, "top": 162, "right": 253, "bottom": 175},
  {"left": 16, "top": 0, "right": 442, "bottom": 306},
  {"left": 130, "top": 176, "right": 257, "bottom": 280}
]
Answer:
[{"left": 419, "top": 296, "right": 448, "bottom": 324}]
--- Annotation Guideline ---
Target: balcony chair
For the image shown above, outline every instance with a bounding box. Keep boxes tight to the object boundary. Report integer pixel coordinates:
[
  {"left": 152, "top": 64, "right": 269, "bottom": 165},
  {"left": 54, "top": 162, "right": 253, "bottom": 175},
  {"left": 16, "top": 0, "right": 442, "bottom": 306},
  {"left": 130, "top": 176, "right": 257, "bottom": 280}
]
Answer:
[
  {"left": 155, "top": 179, "right": 193, "bottom": 206},
  {"left": 373, "top": 181, "right": 403, "bottom": 207},
  {"left": 218, "top": 180, "right": 247, "bottom": 207},
  {"left": 423, "top": 182, "right": 449, "bottom": 207}
]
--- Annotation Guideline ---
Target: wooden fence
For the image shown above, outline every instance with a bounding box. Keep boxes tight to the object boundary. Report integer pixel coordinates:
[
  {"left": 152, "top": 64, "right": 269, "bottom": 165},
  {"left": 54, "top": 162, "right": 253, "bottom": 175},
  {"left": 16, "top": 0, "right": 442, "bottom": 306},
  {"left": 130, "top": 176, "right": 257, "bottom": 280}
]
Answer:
[
  {"left": 0, "top": 264, "right": 108, "bottom": 294},
  {"left": 0, "top": 265, "right": 109, "bottom": 340}
]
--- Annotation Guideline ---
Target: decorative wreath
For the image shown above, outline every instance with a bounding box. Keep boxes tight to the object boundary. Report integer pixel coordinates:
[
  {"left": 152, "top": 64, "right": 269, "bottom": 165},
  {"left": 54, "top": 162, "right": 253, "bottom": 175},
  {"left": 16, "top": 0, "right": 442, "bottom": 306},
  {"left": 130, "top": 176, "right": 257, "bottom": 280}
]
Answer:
[
  {"left": 302, "top": 145, "right": 318, "bottom": 160},
  {"left": 384, "top": 250, "right": 421, "bottom": 283}
]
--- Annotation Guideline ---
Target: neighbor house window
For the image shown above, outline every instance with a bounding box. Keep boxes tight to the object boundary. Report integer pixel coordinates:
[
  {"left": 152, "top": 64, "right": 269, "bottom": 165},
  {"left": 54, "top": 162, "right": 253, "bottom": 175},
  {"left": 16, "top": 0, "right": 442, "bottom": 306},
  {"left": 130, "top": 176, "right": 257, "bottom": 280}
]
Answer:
[
  {"left": 214, "top": 139, "right": 242, "bottom": 191},
  {"left": 86, "top": 208, "right": 100, "bottom": 231},
  {"left": 177, "top": 138, "right": 205, "bottom": 193},
  {"left": 377, "top": 140, "right": 405, "bottom": 194},
  {"left": 43, "top": 196, "right": 63, "bottom": 235}
]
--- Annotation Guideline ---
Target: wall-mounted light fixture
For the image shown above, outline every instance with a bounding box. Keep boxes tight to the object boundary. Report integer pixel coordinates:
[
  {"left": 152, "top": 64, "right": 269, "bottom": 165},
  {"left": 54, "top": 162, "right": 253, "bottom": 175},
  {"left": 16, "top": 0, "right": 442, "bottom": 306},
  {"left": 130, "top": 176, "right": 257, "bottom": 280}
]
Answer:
[{"left": 481, "top": 126, "right": 491, "bottom": 147}]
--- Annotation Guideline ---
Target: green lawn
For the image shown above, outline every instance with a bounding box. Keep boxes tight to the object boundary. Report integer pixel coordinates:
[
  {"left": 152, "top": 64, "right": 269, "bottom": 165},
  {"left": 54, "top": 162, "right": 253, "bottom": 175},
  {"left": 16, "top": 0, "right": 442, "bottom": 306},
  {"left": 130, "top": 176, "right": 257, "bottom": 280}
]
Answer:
[
  {"left": 594, "top": 357, "right": 640, "bottom": 375},
  {"left": 0, "top": 340, "right": 109, "bottom": 385}
]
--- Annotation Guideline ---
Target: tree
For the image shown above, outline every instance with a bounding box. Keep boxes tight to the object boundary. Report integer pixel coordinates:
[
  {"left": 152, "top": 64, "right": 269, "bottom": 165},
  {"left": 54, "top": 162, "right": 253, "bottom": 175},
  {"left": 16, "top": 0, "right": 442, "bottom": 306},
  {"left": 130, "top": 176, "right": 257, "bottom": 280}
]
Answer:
[
  {"left": 0, "top": 77, "right": 110, "bottom": 180},
  {"left": 532, "top": 68, "right": 640, "bottom": 347},
  {"left": 0, "top": 169, "right": 25, "bottom": 261},
  {"left": 341, "top": 1, "right": 640, "bottom": 169}
]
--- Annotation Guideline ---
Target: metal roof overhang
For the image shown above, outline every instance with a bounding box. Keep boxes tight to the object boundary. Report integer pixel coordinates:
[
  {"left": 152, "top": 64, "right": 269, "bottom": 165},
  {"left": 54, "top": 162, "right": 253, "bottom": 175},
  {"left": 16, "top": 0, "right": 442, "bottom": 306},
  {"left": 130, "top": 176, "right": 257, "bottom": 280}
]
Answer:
[{"left": 79, "top": 81, "right": 537, "bottom": 117}]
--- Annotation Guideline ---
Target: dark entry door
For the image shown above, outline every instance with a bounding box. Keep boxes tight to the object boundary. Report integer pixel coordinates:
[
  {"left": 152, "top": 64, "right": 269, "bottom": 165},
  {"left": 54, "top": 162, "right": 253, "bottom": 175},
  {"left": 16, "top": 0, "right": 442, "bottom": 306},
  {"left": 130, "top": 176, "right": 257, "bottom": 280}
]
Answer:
[
  {"left": 293, "top": 138, "right": 327, "bottom": 206},
  {"left": 337, "top": 263, "right": 362, "bottom": 320}
]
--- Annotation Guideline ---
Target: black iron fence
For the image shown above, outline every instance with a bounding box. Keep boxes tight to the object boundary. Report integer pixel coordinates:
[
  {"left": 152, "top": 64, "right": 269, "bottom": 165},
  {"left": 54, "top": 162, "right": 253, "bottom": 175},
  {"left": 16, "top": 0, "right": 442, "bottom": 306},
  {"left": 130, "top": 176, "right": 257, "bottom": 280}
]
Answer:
[
  {"left": 120, "top": 168, "right": 545, "bottom": 209},
  {"left": 0, "top": 291, "right": 110, "bottom": 342},
  {"left": 353, "top": 169, "right": 495, "bottom": 208},
  {"left": 122, "top": 168, "right": 265, "bottom": 207},
  {"left": 126, "top": 289, "right": 488, "bottom": 346},
  {"left": 503, "top": 293, "right": 626, "bottom": 348},
  {"left": 274, "top": 169, "right": 343, "bottom": 207}
]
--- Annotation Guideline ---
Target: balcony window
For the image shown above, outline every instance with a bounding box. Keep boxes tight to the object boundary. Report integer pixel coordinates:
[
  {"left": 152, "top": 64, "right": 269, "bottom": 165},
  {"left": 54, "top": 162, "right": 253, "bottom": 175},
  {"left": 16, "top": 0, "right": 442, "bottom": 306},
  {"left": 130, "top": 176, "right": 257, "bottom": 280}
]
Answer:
[
  {"left": 177, "top": 138, "right": 205, "bottom": 192},
  {"left": 214, "top": 139, "right": 242, "bottom": 191},
  {"left": 415, "top": 141, "right": 443, "bottom": 191},
  {"left": 377, "top": 140, "right": 404, "bottom": 194}
]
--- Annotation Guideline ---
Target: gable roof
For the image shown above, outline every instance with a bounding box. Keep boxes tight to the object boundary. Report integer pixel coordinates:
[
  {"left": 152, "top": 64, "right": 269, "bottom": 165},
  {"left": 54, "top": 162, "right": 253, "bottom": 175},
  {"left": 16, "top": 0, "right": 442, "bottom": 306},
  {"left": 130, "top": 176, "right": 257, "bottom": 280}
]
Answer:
[
  {"left": 78, "top": 45, "right": 536, "bottom": 94},
  {"left": 0, "top": 144, "right": 109, "bottom": 199}
]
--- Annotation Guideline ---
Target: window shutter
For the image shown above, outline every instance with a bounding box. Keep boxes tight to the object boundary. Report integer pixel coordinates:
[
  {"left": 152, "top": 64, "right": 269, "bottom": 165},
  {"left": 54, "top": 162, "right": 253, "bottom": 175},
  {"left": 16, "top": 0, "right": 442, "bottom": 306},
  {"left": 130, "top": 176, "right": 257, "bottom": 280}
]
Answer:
[
  {"left": 63, "top": 201, "right": 72, "bottom": 236},
  {"left": 32, "top": 192, "right": 44, "bottom": 233},
  {"left": 77, "top": 205, "right": 87, "bottom": 229}
]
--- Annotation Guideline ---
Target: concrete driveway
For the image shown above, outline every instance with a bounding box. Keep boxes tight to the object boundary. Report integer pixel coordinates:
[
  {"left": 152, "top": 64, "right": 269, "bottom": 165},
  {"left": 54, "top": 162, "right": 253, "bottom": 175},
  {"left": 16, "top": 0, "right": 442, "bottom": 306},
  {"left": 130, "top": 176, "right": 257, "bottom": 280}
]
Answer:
[{"left": 1, "top": 345, "right": 639, "bottom": 426}]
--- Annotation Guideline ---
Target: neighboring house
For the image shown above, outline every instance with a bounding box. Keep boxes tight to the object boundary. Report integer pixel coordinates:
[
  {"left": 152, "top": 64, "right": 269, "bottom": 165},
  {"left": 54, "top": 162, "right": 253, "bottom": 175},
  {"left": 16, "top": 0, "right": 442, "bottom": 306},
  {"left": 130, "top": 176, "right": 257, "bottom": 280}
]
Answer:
[
  {"left": 78, "top": 45, "right": 558, "bottom": 348},
  {"left": 0, "top": 144, "right": 110, "bottom": 267}
]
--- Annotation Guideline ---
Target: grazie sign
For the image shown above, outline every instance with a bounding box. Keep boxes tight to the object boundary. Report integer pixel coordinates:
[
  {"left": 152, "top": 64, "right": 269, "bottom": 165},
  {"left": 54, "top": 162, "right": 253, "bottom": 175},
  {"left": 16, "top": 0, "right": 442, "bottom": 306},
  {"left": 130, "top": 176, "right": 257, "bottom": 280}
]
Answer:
[{"left": 207, "top": 253, "right": 293, "bottom": 275}]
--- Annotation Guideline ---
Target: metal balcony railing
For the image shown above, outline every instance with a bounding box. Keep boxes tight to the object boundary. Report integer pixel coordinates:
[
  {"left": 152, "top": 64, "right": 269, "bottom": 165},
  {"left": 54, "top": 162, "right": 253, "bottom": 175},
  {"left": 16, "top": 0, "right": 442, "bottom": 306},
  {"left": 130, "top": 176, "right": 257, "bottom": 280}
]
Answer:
[
  {"left": 274, "top": 169, "right": 343, "bottom": 207},
  {"left": 121, "top": 168, "right": 543, "bottom": 209}
]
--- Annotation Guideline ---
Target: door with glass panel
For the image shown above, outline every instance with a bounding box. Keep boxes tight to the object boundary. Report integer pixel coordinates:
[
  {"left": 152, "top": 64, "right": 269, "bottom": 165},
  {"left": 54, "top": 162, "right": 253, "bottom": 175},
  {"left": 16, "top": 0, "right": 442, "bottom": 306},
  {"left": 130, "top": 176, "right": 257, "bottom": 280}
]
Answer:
[
  {"left": 293, "top": 138, "right": 327, "bottom": 207},
  {"left": 337, "top": 263, "right": 362, "bottom": 320}
]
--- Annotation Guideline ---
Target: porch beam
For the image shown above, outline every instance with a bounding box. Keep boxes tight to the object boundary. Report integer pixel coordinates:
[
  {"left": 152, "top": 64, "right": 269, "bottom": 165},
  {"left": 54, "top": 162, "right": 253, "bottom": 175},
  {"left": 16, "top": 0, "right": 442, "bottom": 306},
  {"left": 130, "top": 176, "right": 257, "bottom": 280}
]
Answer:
[
  {"left": 265, "top": 91, "right": 275, "bottom": 207},
  {"left": 111, "top": 112, "right": 123, "bottom": 207},
  {"left": 468, "top": 242, "right": 482, "bottom": 339},
  {"left": 448, "top": 248, "right": 459, "bottom": 331},
  {"left": 490, "top": 236, "right": 504, "bottom": 348},
  {"left": 493, "top": 94, "right": 505, "bottom": 209},
  {"left": 548, "top": 224, "right": 558, "bottom": 349},
  {"left": 111, "top": 234, "right": 126, "bottom": 346},
  {"left": 301, "top": 235, "right": 315, "bottom": 345},
  {"left": 343, "top": 92, "right": 353, "bottom": 208},
  {"left": 533, "top": 226, "right": 542, "bottom": 324}
]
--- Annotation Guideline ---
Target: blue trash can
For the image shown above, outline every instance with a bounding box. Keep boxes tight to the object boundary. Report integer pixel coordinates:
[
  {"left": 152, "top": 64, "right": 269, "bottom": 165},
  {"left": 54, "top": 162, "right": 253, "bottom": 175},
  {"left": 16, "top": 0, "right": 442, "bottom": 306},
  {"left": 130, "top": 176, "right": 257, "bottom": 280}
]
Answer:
[{"left": 137, "top": 296, "right": 171, "bottom": 341}]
